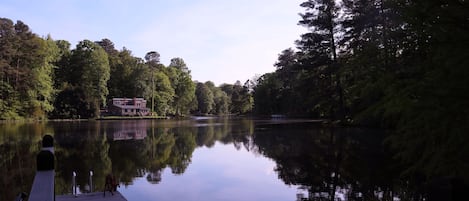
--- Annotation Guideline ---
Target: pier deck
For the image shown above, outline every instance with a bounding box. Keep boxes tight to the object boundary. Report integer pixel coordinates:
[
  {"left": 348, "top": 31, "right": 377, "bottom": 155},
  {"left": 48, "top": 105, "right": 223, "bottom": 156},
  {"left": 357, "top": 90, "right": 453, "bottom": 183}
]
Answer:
[{"left": 56, "top": 192, "right": 128, "bottom": 201}]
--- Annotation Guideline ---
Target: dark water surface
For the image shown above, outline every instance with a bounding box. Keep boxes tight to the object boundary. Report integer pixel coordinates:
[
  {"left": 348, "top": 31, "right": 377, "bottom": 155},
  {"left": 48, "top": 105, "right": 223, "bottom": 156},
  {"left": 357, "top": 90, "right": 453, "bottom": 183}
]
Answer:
[{"left": 1, "top": 118, "right": 419, "bottom": 200}]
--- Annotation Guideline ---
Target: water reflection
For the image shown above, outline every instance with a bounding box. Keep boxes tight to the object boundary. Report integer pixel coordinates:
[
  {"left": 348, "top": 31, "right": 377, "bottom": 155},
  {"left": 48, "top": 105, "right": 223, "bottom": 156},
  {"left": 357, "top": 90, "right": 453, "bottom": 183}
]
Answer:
[
  {"left": 0, "top": 122, "right": 46, "bottom": 200},
  {"left": 254, "top": 124, "right": 402, "bottom": 200},
  {"left": 110, "top": 121, "right": 148, "bottom": 141},
  {"left": 51, "top": 119, "right": 257, "bottom": 195},
  {"left": 1, "top": 119, "right": 462, "bottom": 201}
]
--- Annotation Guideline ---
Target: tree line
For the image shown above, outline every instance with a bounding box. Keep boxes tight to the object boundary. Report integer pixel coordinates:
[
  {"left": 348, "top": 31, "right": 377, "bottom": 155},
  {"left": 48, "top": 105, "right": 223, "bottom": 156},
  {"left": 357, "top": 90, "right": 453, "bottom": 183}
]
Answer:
[
  {"left": 253, "top": 0, "right": 469, "bottom": 180},
  {"left": 0, "top": 18, "right": 253, "bottom": 120}
]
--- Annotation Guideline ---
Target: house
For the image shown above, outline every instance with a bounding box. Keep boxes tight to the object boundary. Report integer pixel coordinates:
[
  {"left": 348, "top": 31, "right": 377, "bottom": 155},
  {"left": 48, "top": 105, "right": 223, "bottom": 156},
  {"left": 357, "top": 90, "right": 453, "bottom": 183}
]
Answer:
[{"left": 108, "top": 98, "right": 150, "bottom": 116}]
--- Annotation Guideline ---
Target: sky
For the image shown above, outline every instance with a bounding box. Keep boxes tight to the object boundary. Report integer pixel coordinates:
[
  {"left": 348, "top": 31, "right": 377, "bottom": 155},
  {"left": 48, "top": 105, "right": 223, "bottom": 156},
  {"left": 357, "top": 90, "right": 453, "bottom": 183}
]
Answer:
[{"left": 1, "top": 0, "right": 305, "bottom": 85}]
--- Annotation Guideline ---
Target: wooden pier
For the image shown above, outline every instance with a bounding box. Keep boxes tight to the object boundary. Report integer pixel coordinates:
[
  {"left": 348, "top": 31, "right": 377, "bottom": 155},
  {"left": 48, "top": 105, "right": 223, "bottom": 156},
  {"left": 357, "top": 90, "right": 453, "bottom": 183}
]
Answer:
[
  {"left": 56, "top": 192, "right": 128, "bottom": 201},
  {"left": 28, "top": 135, "right": 128, "bottom": 201}
]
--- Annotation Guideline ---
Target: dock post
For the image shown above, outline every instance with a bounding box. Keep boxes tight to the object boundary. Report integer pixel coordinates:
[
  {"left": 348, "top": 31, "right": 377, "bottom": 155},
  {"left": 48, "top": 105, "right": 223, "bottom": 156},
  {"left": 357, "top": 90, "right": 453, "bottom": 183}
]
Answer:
[
  {"left": 72, "top": 171, "right": 77, "bottom": 196},
  {"left": 29, "top": 135, "right": 55, "bottom": 201},
  {"left": 89, "top": 170, "right": 93, "bottom": 193}
]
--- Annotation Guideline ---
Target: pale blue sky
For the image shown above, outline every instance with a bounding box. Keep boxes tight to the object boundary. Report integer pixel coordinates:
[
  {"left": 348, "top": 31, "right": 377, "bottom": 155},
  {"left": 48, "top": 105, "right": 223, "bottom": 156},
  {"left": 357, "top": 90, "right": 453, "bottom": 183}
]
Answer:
[
  {"left": 1, "top": 0, "right": 304, "bottom": 85},
  {"left": 119, "top": 143, "right": 301, "bottom": 201}
]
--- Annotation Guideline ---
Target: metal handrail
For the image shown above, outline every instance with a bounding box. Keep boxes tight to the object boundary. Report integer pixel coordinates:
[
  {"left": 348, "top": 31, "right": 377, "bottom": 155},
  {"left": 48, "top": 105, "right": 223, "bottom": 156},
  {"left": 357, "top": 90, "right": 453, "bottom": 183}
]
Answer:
[{"left": 71, "top": 170, "right": 94, "bottom": 196}]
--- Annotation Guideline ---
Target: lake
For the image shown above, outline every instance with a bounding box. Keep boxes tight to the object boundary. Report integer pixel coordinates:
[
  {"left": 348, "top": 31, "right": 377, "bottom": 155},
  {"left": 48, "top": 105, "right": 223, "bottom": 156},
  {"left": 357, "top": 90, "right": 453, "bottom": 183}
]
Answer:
[{"left": 1, "top": 118, "right": 417, "bottom": 201}]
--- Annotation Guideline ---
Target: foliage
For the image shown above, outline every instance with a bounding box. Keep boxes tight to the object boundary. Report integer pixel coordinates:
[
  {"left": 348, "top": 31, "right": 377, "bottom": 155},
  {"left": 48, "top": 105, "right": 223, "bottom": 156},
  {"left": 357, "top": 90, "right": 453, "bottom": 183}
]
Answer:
[
  {"left": 70, "top": 40, "right": 110, "bottom": 117},
  {"left": 169, "top": 57, "right": 189, "bottom": 73},
  {"left": 50, "top": 86, "right": 92, "bottom": 119},
  {"left": 0, "top": 81, "right": 21, "bottom": 119},
  {"left": 192, "top": 81, "right": 232, "bottom": 115},
  {"left": 220, "top": 81, "right": 253, "bottom": 115},
  {"left": 211, "top": 86, "right": 230, "bottom": 115},
  {"left": 167, "top": 63, "right": 196, "bottom": 116},
  {"left": 195, "top": 82, "right": 214, "bottom": 114},
  {"left": 152, "top": 71, "right": 175, "bottom": 116},
  {"left": 27, "top": 36, "right": 60, "bottom": 119},
  {"left": 253, "top": 73, "right": 282, "bottom": 115},
  {"left": 253, "top": 0, "right": 469, "bottom": 182},
  {"left": 0, "top": 18, "right": 59, "bottom": 119}
]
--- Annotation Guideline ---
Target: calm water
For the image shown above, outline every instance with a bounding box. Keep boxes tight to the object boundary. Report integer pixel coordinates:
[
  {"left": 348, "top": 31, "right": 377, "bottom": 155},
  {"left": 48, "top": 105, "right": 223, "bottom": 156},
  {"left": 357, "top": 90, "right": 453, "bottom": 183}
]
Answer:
[{"left": 1, "top": 118, "right": 416, "bottom": 201}]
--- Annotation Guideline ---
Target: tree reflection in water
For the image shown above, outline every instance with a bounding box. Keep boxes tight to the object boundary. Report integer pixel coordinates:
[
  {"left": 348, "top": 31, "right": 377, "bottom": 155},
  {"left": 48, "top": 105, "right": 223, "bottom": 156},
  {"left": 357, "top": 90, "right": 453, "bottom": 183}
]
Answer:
[
  {"left": 0, "top": 122, "right": 45, "bottom": 201},
  {"left": 254, "top": 123, "right": 414, "bottom": 201},
  {"left": 52, "top": 119, "right": 256, "bottom": 194},
  {"left": 1, "top": 119, "right": 466, "bottom": 201}
]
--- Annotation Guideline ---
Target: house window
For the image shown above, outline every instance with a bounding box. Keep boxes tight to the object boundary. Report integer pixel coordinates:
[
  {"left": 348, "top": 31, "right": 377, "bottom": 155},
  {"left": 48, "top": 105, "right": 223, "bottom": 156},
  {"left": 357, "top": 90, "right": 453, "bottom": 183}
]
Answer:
[{"left": 124, "top": 109, "right": 128, "bottom": 112}]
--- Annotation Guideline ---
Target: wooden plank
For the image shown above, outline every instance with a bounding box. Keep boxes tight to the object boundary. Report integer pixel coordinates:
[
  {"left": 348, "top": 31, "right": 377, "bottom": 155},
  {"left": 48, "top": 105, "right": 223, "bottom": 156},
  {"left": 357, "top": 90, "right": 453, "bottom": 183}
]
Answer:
[
  {"left": 56, "top": 191, "right": 128, "bottom": 201},
  {"left": 28, "top": 170, "right": 55, "bottom": 201}
]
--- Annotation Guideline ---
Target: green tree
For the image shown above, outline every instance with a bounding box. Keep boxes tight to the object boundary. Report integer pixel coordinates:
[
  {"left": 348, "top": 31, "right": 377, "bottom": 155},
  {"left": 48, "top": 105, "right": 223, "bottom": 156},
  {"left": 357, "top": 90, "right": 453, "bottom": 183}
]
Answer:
[
  {"left": 166, "top": 60, "right": 196, "bottom": 116},
  {"left": 382, "top": 0, "right": 469, "bottom": 180},
  {"left": 296, "top": 0, "right": 345, "bottom": 119},
  {"left": 195, "top": 82, "right": 214, "bottom": 114},
  {"left": 145, "top": 51, "right": 164, "bottom": 113},
  {"left": 174, "top": 73, "right": 196, "bottom": 116},
  {"left": 51, "top": 86, "right": 91, "bottom": 119},
  {"left": 130, "top": 59, "right": 151, "bottom": 99},
  {"left": 212, "top": 90, "right": 230, "bottom": 115},
  {"left": 230, "top": 81, "right": 253, "bottom": 114},
  {"left": 0, "top": 19, "right": 27, "bottom": 119},
  {"left": 253, "top": 73, "right": 282, "bottom": 115},
  {"left": 0, "top": 81, "right": 21, "bottom": 119},
  {"left": 153, "top": 71, "right": 175, "bottom": 116},
  {"left": 206, "top": 81, "right": 230, "bottom": 115},
  {"left": 96, "top": 39, "right": 121, "bottom": 98},
  {"left": 101, "top": 43, "right": 144, "bottom": 98},
  {"left": 0, "top": 18, "right": 59, "bottom": 119},
  {"left": 27, "top": 36, "right": 60, "bottom": 118},
  {"left": 118, "top": 48, "right": 143, "bottom": 97},
  {"left": 53, "top": 40, "right": 72, "bottom": 89},
  {"left": 269, "top": 48, "right": 307, "bottom": 116},
  {"left": 145, "top": 51, "right": 160, "bottom": 65},
  {"left": 220, "top": 83, "right": 234, "bottom": 98},
  {"left": 70, "top": 40, "right": 110, "bottom": 117},
  {"left": 169, "top": 57, "right": 189, "bottom": 73},
  {"left": 204, "top": 81, "right": 231, "bottom": 115},
  {"left": 95, "top": 38, "right": 118, "bottom": 56}
]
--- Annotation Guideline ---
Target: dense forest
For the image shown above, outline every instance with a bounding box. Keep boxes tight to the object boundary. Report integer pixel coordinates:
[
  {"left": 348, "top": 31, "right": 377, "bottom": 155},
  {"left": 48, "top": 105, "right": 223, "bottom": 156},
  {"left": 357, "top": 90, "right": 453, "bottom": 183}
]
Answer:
[
  {"left": 253, "top": 0, "right": 469, "bottom": 183},
  {"left": 256, "top": 0, "right": 468, "bottom": 122},
  {"left": 0, "top": 18, "right": 253, "bottom": 120}
]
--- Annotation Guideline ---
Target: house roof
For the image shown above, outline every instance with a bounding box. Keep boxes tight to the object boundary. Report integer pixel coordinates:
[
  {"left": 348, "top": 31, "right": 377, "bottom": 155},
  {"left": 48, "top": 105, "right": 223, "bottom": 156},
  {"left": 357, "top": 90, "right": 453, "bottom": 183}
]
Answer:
[
  {"left": 112, "top": 105, "right": 149, "bottom": 110},
  {"left": 112, "top": 97, "right": 146, "bottom": 101}
]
